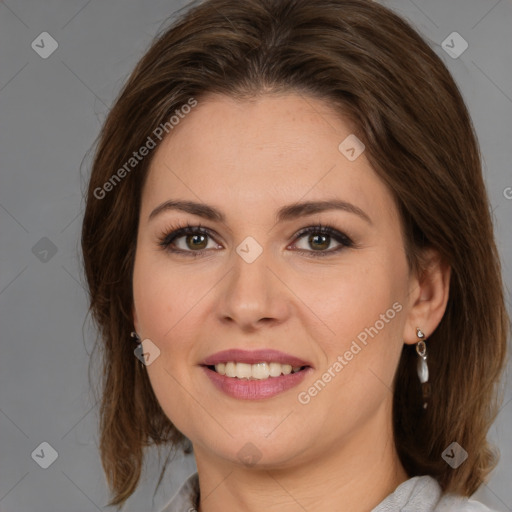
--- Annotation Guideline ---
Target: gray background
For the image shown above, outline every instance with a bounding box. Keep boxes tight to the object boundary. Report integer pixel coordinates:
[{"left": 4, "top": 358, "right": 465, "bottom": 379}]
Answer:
[{"left": 0, "top": 0, "right": 511, "bottom": 511}]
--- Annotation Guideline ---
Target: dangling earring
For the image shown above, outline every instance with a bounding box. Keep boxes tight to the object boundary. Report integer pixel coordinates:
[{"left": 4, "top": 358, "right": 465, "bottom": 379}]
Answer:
[
  {"left": 415, "top": 327, "right": 430, "bottom": 409},
  {"left": 131, "top": 331, "right": 145, "bottom": 370}
]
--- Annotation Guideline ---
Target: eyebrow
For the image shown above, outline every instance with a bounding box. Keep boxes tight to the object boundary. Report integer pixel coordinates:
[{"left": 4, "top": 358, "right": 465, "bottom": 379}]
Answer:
[{"left": 148, "top": 199, "right": 372, "bottom": 225}]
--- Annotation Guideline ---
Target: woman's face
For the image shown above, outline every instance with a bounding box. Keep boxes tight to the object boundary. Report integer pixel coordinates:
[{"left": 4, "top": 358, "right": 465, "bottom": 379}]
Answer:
[{"left": 133, "top": 92, "right": 419, "bottom": 469}]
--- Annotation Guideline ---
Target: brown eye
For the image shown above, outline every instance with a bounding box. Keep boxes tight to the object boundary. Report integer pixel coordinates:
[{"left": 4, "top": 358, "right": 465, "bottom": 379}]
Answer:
[
  {"left": 159, "top": 225, "right": 222, "bottom": 256},
  {"left": 185, "top": 233, "right": 208, "bottom": 250},
  {"left": 308, "top": 233, "right": 331, "bottom": 251},
  {"left": 291, "top": 225, "right": 354, "bottom": 257}
]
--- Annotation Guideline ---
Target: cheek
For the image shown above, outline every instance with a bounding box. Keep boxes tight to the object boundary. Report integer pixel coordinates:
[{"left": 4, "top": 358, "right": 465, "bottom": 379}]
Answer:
[
  {"left": 132, "top": 251, "right": 205, "bottom": 431},
  {"left": 295, "top": 255, "right": 405, "bottom": 348},
  {"left": 133, "top": 248, "right": 208, "bottom": 337},
  {"left": 294, "top": 262, "right": 406, "bottom": 419},
  {"left": 309, "top": 255, "right": 408, "bottom": 401},
  {"left": 133, "top": 258, "right": 171, "bottom": 337}
]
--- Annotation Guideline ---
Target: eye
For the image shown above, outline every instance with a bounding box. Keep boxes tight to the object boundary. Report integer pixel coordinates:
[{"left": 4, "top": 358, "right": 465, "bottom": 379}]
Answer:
[
  {"left": 158, "top": 222, "right": 221, "bottom": 256},
  {"left": 289, "top": 224, "right": 354, "bottom": 257},
  {"left": 157, "top": 222, "right": 354, "bottom": 258}
]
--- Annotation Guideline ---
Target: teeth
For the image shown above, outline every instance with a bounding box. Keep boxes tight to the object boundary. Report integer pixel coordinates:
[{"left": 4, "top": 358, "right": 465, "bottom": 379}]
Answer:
[
  {"left": 237, "top": 363, "right": 252, "bottom": 379},
  {"left": 252, "top": 362, "right": 270, "bottom": 379},
  {"left": 269, "top": 362, "right": 282, "bottom": 377},
  {"left": 213, "top": 362, "right": 303, "bottom": 379}
]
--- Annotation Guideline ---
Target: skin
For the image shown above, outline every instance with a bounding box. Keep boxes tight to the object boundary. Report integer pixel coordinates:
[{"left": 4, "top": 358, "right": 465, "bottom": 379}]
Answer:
[{"left": 132, "top": 92, "right": 451, "bottom": 512}]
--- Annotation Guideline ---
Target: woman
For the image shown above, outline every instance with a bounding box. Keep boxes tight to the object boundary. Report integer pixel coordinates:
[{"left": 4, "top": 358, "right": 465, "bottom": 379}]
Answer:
[{"left": 81, "top": 0, "right": 509, "bottom": 510}]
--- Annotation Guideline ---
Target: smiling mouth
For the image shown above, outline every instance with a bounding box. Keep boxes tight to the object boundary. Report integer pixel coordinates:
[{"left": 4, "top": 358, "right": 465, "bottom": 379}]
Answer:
[{"left": 205, "top": 362, "right": 309, "bottom": 380}]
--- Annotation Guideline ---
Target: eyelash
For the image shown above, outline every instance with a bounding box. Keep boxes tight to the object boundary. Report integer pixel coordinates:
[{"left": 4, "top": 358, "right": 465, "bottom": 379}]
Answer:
[{"left": 157, "top": 221, "right": 355, "bottom": 258}]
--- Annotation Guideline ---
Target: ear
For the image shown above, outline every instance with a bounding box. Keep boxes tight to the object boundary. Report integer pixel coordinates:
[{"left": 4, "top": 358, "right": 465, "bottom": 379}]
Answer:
[{"left": 403, "top": 248, "right": 451, "bottom": 344}]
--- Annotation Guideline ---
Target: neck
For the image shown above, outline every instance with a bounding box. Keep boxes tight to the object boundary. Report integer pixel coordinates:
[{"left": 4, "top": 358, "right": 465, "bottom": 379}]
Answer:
[{"left": 194, "top": 404, "right": 409, "bottom": 512}]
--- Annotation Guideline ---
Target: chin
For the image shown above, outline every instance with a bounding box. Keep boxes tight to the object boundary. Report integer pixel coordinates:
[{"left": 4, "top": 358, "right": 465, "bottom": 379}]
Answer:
[{"left": 198, "top": 427, "right": 312, "bottom": 469}]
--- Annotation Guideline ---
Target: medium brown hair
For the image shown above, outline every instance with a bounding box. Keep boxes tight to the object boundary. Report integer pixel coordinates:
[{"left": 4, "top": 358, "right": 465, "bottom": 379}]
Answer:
[{"left": 81, "top": 0, "right": 509, "bottom": 507}]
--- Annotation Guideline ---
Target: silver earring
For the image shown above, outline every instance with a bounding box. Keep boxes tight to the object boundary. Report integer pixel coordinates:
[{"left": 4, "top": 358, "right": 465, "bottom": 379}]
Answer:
[
  {"left": 415, "top": 327, "right": 430, "bottom": 409},
  {"left": 131, "top": 331, "right": 146, "bottom": 370}
]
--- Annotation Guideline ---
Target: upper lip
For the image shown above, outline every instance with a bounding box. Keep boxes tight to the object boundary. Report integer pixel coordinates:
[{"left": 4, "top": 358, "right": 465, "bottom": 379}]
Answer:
[{"left": 201, "top": 349, "right": 312, "bottom": 368}]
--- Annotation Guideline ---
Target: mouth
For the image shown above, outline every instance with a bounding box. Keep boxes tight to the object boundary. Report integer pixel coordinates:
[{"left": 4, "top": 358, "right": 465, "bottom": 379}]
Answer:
[
  {"left": 204, "top": 361, "right": 309, "bottom": 380},
  {"left": 200, "top": 349, "right": 313, "bottom": 400},
  {"left": 201, "top": 364, "right": 312, "bottom": 400},
  {"left": 200, "top": 348, "right": 313, "bottom": 400},
  {"left": 201, "top": 348, "right": 313, "bottom": 378}
]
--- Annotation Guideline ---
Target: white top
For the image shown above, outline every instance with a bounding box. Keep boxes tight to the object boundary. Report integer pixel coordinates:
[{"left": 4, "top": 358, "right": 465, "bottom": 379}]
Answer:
[{"left": 158, "top": 472, "right": 500, "bottom": 511}]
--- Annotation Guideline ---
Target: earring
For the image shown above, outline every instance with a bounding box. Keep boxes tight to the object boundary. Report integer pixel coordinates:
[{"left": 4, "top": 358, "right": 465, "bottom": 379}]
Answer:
[
  {"left": 415, "top": 327, "right": 430, "bottom": 409},
  {"left": 131, "top": 331, "right": 146, "bottom": 370}
]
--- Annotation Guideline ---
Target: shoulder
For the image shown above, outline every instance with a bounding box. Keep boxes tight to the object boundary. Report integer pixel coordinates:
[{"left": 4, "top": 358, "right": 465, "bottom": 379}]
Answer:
[
  {"left": 373, "top": 475, "right": 502, "bottom": 512},
  {"left": 436, "top": 493, "right": 501, "bottom": 512}
]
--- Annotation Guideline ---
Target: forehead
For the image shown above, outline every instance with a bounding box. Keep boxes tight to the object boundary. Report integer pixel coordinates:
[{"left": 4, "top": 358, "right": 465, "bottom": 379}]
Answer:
[{"left": 142, "top": 93, "right": 395, "bottom": 223}]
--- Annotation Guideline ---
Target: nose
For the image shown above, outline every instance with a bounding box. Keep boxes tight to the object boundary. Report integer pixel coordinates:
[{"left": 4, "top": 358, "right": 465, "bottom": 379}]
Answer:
[{"left": 215, "top": 244, "right": 291, "bottom": 332}]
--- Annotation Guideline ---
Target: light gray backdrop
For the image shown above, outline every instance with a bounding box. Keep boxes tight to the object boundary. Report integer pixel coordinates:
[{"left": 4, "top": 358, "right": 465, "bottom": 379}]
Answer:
[{"left": 0, "top": 1, "right": 511, "bottom": 511}]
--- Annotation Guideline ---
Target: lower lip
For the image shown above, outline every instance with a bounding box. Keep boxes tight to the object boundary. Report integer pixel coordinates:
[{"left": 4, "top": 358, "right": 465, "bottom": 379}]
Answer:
[{"left": 202, "top": 366, "right": 312, "bottom": 400}]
